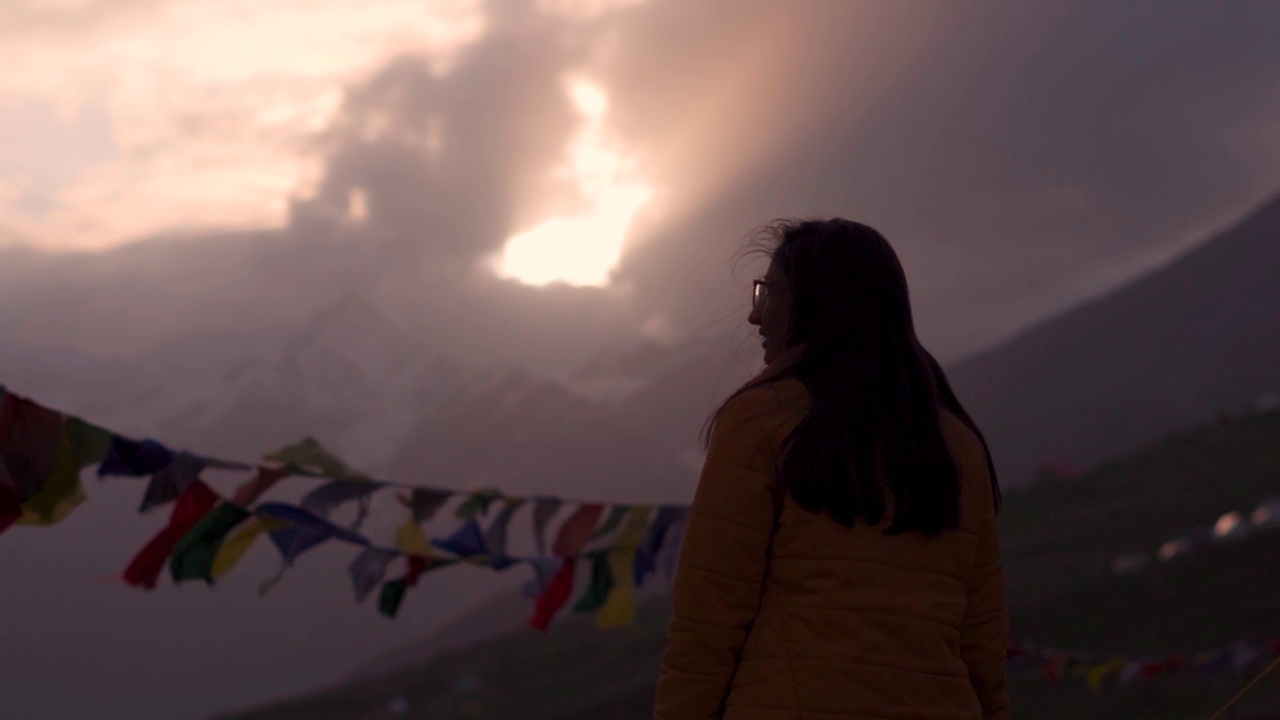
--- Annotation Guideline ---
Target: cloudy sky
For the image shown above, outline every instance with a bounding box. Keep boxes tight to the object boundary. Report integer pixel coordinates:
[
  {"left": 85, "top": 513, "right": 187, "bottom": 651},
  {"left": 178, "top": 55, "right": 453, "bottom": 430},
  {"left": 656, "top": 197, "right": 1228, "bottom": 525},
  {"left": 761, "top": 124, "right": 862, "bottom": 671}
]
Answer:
[{"left": 3, "top": 0, "right": 1280, "bottom": 369}]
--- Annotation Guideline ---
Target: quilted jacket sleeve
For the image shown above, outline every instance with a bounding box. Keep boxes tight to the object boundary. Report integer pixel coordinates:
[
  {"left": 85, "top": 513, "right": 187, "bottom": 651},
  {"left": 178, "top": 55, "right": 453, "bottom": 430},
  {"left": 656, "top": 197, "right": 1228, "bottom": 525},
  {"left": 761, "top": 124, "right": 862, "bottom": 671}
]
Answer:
[
  {"left": 654, "top": 393, "right": 778, "bottom": 720},
  {"left": 961, "top": 464, "right": 1010, "bottom": 719}
]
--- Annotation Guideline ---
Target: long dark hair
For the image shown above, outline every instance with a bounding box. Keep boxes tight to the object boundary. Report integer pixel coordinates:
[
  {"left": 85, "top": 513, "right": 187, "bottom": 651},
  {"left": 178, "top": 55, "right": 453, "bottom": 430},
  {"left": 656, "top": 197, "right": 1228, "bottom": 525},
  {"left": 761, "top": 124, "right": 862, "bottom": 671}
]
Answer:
[{"left": 703, "top": 219, "right": 1001, "bottom": 535}]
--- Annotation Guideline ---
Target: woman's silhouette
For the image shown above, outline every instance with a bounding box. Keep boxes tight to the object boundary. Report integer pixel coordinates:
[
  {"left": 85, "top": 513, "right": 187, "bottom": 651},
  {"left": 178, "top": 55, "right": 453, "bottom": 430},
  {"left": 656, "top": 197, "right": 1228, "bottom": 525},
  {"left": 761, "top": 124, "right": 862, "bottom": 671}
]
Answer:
[{"left": 654, "top": 219, "right": 1008, "bottom": 719}]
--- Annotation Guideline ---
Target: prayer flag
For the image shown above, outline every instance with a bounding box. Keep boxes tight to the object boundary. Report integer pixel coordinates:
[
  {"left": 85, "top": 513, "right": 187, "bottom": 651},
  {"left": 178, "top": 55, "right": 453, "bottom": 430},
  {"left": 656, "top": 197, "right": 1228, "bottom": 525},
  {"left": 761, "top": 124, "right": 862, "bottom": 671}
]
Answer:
[
  {"left": 0, "top": 393, "right": 63, "bottom": 499},
  {"left": 521, "top": 557, "right": 563, "bottom": 599},
  {"left": 551, "top": 504, "right": 604, "bottom": 557},
  {"left": 394, "top": 518, "right": 436, "bottom": 558},
  {"left": 595, "top": 507, "right": 651, "bottom": 627},
  {"left": 98, "top": 437, "right": 173, "bottom": 478},
  {"left": 454, "top": 488, "right": 501, "bottom": 520},
  {"left": 257, "top": 503, "right": 370, "bottom": 564},
  {"left": 398, "top": 488, "right": 450, "bottom": 523},
  {"left": 528, "top": 557, "right": 577, "bottom": 632},
  {"left": 211, "top": 518, "right": 269, "bottom": 580},
  {"left": 482, "top": 499, "right": 524, "bottom": 569},
  {"left": 634, "top": 506, "right": 685, "bottom": 586},
  {"left": 0, "top": 484, "right": 20, "bottom": 535},
  {"left": 299, "top": 478, "right": 382, "bottom": 531},
  {"left": 122, "top": 481, "right": 219, "bottom": 590},
  {"left": 170, "top": 502, "right": 253, "bottom": 584},
  {"left": 349, "top": 547, "right": 400, "bottom": 603},
  {"left": 531, "top": 497, "right": 563, "bottom": 556},
  {"left": 263, "top": 437, "right": 368, "bottom": 480},
  {"left": 231, "top": 466, "right": 291, "bottom": 506},
  {"left": 587, "top": 505, "right": 629, "bottom": 542},
  {"left": 433, "top": 520, "right": 487, "bottom": 558},
  {"left": 572, "top": 551, "right": 614, "bottom": 613},
  {"left": 19, "top": 417, "right": 111, "bottom": 526}
]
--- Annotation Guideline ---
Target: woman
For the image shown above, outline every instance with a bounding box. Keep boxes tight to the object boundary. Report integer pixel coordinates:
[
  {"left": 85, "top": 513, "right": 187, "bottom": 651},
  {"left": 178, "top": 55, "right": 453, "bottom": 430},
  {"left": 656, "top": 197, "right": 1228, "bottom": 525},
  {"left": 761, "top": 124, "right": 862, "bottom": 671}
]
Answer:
[{"left": 655, "top": 219, "right": 1009, "bottom": 720}]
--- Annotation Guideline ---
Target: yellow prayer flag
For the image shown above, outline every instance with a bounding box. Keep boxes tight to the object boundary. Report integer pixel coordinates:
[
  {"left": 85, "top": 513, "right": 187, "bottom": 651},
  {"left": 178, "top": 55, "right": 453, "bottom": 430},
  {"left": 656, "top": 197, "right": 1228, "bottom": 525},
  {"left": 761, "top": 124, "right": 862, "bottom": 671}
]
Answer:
[
  {"left": 212, "top": 518, "right": 267, "bottom": 580},
  {"left": 595, "top": 507, "right": 652, "bottom": 628},
  {"left": 1086, "top": 659, "right": 1126, "bottom": 691},
  {"left": 614, "top": 506, "right": 653, "bottom": 549},
  {"left": 596, "top": 549, "right": 637, "bottom": 628},
  {"left": 394, "top": 519, "right": 436, "bottom": 558}
]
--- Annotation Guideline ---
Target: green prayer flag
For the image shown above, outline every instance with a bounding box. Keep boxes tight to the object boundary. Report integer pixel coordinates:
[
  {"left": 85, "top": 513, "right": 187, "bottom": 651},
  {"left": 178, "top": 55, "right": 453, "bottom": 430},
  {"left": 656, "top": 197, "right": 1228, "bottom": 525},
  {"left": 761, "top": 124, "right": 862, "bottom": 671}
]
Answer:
[
  {"left": 263, "top": 437, "right": 368, "bottom": 480},
  {"left": 454, "top": 488, "right": 501, "bottom": 520},
  {"left": 170, "top": 503, "right": 253, "bottom": 584},
  {"left": 588, "top": 505, "right": 629, "bottom": 542},
  {"left": 573, "top": 551, "right": 614, "bottom": 613},
  {"left": 379, "top": 579, "right": 408, "bottom": 618},
  {"left": 19, "top": 417, "right": 111, "bottom": 526}
]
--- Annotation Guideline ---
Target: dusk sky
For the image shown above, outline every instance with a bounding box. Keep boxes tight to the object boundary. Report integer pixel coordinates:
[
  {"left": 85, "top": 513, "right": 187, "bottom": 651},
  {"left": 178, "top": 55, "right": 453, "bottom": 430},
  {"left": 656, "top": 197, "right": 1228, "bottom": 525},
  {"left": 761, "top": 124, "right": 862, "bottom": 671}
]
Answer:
[{"left": 3, "top": 0, "right": 1279, "bottom": 367}]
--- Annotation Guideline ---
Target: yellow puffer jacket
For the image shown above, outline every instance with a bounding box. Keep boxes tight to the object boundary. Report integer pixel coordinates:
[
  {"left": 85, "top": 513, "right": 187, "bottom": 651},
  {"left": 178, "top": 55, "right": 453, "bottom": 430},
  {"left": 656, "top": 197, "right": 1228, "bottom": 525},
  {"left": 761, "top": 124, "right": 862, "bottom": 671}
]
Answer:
[{"left": 655, "top": 377, "right": 1009, "bottom": 720}]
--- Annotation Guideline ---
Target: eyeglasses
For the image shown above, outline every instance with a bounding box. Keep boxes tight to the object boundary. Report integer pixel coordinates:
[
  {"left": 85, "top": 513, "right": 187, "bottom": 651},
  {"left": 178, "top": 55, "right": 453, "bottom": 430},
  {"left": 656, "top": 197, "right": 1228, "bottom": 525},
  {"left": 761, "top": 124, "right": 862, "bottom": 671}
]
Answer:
[{"left": 752, "top": 279, "right": 788, "bottom": 313}]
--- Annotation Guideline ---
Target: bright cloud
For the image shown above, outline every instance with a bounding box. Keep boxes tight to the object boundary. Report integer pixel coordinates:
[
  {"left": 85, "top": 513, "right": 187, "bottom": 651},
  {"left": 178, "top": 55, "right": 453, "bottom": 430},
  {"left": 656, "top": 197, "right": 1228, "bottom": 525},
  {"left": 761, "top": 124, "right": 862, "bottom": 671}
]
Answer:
[
  {"left": 491, "top": 74, "right": 654, "bottom": 287},
  {"left": 0, "top": 0, "right": 486, "bottom": 250}
]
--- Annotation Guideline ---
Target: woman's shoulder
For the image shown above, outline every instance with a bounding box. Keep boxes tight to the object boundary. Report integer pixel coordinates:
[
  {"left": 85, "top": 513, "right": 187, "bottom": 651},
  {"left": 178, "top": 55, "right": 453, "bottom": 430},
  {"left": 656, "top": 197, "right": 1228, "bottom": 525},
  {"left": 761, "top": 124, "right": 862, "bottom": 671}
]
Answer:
[
  {"left": 724, "top": 377, "right": 809, "bottom": 417},
  {"left": 717, "top": 378, "right": 810, "bottom": 443}
]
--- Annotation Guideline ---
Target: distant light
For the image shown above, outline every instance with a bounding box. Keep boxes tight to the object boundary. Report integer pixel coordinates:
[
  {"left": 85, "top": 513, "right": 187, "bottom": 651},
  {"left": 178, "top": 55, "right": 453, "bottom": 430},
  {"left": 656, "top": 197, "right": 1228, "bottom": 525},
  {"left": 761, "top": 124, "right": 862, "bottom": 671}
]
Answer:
[
  {"left": 1214, "top": 511, "right": 1244, "bottom": 540},
  {"left": 1110, "top": 553, "right": 1149, "bottom": 575},
  {"left": 1158, "top": 538, "right": 1193, "bottom": 562},
  {"left": 492, "top": 74, "right": 653, "bottom": 288},
  {"left": 1251, "top": 498, "right": 1280, "bottom": 528}
]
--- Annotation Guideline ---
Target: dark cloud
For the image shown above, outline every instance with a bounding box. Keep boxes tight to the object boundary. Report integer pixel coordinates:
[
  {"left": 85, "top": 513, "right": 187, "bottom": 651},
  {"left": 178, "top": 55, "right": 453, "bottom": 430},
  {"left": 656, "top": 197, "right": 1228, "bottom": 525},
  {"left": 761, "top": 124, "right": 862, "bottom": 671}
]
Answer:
[{"left": 598, "top": 0, "right": 1280, "bottom": 359}]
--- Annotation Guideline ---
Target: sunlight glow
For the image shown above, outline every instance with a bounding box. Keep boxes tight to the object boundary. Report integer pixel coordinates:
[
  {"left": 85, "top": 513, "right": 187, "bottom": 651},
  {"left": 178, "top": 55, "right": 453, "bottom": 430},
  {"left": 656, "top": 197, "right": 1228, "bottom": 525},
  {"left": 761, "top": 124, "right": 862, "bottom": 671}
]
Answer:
[{"left": 492, "top": 75, "right": 653, "bottom": 287}]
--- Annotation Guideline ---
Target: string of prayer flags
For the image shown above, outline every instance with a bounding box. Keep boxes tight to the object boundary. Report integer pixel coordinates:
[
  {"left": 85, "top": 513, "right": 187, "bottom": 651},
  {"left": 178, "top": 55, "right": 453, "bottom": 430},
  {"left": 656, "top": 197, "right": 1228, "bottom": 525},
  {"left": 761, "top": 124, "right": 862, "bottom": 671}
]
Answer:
[
  {"left": 122, "top": 481, "right": 220, "bottom": 590},
  {"left": 1, "top": 386, "right": 709, "bottom": 633},
  {"left": 170, "top": 502, "right": 253, "bottom": 584},
  {"left": 1007, "top": 638, "right": 1280, "bottom": 689},
  {"left": 19, "top": 416, "right": 111, "bottom": 526}
]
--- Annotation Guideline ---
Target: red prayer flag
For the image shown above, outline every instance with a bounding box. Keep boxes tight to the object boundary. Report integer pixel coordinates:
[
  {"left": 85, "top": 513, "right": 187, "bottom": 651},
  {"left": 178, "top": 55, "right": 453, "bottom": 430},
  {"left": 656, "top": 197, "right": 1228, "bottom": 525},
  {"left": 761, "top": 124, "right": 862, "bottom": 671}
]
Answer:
[
  {"left": 231, "top": 466, "right": 291, "bottom": 506},
  {"left": 528, "top": 557, "right": 577, "bottom": 632},
  {"left": 122, "top": 481, "right": 219, "bottom": 590},
  {"left": 0, "top": 484, "right": 21, "bottom": 535},
  {"left": 0, "top": 394, "right": 63, "bottom": 499},
  {"left": 551, "top": 504, "right": 604, "bottom": 557}
]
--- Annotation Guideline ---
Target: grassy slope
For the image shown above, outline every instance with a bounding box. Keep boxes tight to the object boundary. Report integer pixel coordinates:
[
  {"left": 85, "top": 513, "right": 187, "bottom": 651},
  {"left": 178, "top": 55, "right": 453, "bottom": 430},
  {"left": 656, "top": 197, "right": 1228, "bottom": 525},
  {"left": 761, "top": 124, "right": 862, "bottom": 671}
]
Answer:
[{"left": 219, "top": 408, "right": 1280, "bottom": 720}]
